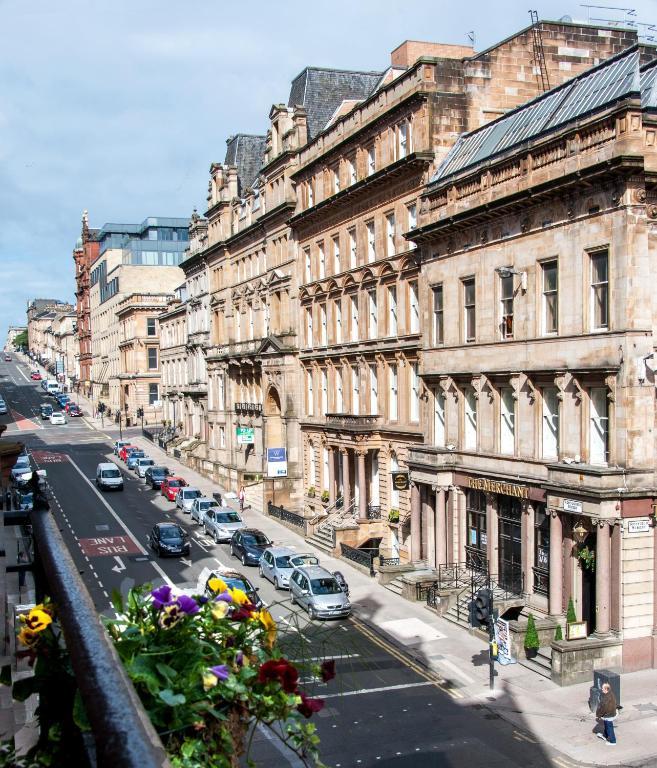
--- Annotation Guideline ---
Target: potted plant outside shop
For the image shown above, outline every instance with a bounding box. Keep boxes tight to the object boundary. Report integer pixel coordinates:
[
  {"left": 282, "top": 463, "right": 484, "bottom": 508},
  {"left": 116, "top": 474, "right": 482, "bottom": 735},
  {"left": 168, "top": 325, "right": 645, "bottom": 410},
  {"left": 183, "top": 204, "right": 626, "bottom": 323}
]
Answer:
[
  {"left": 524, "top": 613, "right": 540, "bottom": 659},
  {"left": 321, "top": 490, "right": 329, "bottom": 504},
  {"left": 388, "top": 508, "right": 400, "bottom": 523},
  {"left": 307, "top": 486, "right": 316, "bottom": 498}
]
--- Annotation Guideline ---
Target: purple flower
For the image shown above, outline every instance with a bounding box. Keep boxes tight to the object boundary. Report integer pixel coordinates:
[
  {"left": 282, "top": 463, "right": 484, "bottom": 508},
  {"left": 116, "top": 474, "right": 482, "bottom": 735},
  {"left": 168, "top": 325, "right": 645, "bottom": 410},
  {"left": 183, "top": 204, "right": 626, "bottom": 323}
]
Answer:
[
  {"left": 199, "top": 596, "right": 209, "bottom": 605},
  {"left": 214, "top": 591, "right": 233, "bottom": 603},
  {"left": 151, "top": 585, "right": 173, "bottom": 608},
  {"left": 176, "top": 595, "right": 199, "bottom": 615},
  {"left": 235, "top": 651, "right": 244, "bottom": 667},
  {"left": 210, "top": 664, "right": 229, "bottom": 681}
]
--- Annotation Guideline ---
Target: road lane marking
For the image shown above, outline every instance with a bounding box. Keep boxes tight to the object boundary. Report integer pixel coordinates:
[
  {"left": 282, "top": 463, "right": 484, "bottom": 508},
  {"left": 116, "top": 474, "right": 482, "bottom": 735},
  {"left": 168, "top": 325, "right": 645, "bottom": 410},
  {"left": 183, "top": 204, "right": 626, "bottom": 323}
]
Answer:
[
  {"left": 15, "top": 366, "right": 30, "bottom": 383},
  {"left": 66, "top": 454, "right": 174, "bottom": 586},
  {"left": 434, "top": 658, "right": 475, "bottom": 685},
  {"left": 323, "top": 682, "right": 435, "bottom": 699}
]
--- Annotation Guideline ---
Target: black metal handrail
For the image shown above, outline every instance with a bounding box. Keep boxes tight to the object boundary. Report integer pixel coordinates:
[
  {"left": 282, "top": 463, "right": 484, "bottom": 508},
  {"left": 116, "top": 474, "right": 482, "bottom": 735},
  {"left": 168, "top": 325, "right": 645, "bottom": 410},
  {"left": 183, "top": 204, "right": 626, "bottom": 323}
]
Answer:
[
  {"left": 267, "top": 501, "right": 306, "bottom": 532},
  {"left": 366, "top": 504, "right": 381, "bottom": 520},
  {"left": 340, "top": 543, "right": 376, "bottom": 576},
  {"left": 29, "top": 505, "right": 171, "bottom": 768},
  {"left": 379, "top": 556, "right": 400, "bottom": 567}
]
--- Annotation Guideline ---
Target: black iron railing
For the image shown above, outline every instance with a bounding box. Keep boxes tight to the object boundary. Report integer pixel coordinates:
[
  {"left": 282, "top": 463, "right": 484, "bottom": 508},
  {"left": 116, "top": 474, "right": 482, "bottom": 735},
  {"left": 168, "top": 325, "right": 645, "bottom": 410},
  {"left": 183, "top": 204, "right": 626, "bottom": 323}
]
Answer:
[
  {"left": 340, "top": 543, "right": 376, "bottom": 576},
  {"left": 366, "top": 504, "right": 381, "bottom": 520},
  {"left": 24, "top": 502, "right": 171, "bottom": 767},
  {"left": 379, "top": 556, "right": 400, "bottom": 567},
  {"left": 234, "top": 402, "right": 262, "bottom": 414},
  {"left": 142, "top": 426, "right": 163, "bottom": 443},
  {"left": 532, "top": 566, "right": 549, "bottom": 596},
  {"left": 464, "top": 546, "right": 488, "bottom": 573},
  {"left": 267, "top": 501, "right": 306, "bottom": 531}
]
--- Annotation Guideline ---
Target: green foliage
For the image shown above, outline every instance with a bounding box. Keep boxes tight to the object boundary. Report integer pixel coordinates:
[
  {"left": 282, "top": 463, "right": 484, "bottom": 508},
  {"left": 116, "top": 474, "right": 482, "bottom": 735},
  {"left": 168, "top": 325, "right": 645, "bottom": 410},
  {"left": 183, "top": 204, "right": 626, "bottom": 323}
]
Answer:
[
  {"left": 524, "top": 613, "right": 540, "bottom": 650},
  {"left": 554, "top": 624, "right": 563, "bottom": 642},
  {"left": 307, "top": 486, "right": 316, "bottom": 498},
  {"left": 566, "top": 596, "right": 577, "bottom": 624},
  {"left": 321, "top": 490, "right": 330, "bottom": 503},
  {"left": 13, "top": 330, "right": 28, "bottom": 349},
  {"left": 577, "top": 545, "right": 595, "bottom": 571},
  {"left": 388, "top": 508, "right": 400, "bottom": 523}
]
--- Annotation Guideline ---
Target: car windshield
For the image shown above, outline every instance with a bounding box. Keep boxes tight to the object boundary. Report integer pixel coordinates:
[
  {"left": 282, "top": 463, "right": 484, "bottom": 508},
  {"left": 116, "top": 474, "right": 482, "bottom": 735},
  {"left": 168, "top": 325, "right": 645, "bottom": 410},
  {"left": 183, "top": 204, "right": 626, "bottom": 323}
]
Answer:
[
  {"left": 290, "top": 555, "right": 319, "bottom": 567},
  {"left": 223, "top": 576, "right": 252, "bottom": 594},
  {"left": 130, "top": 452, "right": 144, "bottom": 459},
  {"left": 159, "top": 527, "right": 183, "bottom": 541},
  {"left": 216, "top": 512, "right": 241, "bottom": 524},
  {"left": 152, "top": 468, "right": 167, "bottom": 476},
  {"left": 102, "top": 469, "right": 121, "bottom": 478},
  {"left": 184, "top": 490, "right": 201, "bottom": 499},
  {"left": 310, "top": 578, "right": 342, "bottom": 595},
  {"left": 167, "top": 480, "right": 182, "bottom": 488},
  {"left": 15, "top": 457, "right": 30, "bottom": 466},
  {"left": 140, "top": 460, "right": 154, "bottom": 466},
  {"left": 19, "top": 493, "right": 33, "bottom": 504},
  {"left": 275, "top": 555, "right": 292, "bottom": 568},
  {"left": 243, "top": 533, "right": 270, "bottom": 547},
  {"left": 199, "top": 501, "right": 214, "bottom": 510}
]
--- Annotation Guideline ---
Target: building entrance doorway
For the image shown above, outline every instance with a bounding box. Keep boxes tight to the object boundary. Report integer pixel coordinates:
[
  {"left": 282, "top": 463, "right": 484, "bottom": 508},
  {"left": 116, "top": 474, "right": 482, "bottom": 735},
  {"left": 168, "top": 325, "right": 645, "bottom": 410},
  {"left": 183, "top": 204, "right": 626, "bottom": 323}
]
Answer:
[
  {"left": 581, "top": 532, "right": 597, "bottom": 634},
  {"left": 498, "top": 497, "right": 522, "bottom": 594}
]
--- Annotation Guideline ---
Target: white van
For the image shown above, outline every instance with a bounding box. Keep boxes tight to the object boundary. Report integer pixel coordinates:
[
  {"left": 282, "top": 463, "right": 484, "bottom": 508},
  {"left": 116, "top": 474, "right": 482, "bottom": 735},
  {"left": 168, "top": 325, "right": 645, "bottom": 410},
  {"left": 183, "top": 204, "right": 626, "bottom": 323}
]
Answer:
[
  {"left": 96, "top": 462, "right": 123, "bottom": 491},
  {"left": 46, "top": 380, "right": 60, "bottom": 395}
]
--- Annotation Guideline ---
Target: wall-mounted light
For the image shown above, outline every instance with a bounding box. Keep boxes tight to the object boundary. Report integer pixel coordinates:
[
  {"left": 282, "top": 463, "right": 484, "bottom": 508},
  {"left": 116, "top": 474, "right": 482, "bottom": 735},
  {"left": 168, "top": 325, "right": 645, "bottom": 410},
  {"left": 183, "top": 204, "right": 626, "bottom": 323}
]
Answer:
[
  {"left": 573, "top": 519, "right": 588, "bottom": 543},
  {"left": 495, "top": 265, "right": 527, "bottom": 292}
]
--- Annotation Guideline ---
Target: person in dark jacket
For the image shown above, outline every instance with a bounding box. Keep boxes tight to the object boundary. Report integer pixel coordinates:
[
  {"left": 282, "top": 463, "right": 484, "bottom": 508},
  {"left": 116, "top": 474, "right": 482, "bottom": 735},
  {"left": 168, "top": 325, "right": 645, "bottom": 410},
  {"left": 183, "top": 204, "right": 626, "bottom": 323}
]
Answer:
[{"left": 595, "top": 682, "right": 617, "bottom": 744}]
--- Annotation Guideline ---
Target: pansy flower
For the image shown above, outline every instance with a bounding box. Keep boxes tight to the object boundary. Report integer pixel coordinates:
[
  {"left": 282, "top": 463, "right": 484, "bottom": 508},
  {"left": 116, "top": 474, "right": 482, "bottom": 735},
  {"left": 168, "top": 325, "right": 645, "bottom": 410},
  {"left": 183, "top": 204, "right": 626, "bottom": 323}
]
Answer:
[
  {"left": 258, "top": 658, "right": 299, "bottom": 694},
  {"left": 207, "top": 577, "right": 228, "bottom": 594},
  {"left": 297, "top": 692, "right": 325, "bottom": 718},
  {"left": 17, "top": 628, "right": 39, "bottom": 648},
  {"left": 150, "top": 584, "right": 173, "bottom": 608},
  {"left": 158, "top": 604, "right": 183, "bottom": 630},
  {"left": 175, "top": 595, "right": 199, "bottom": 615},
  {"left": 320, "top": 659, "right": 336, "bottom": 682},
  {"left": 210, "top": 601, "right": 230, "bottom": 620},
  {"left": 253, "top": 609, "right": 277, "bottom": 647},
  {"left": 202, "top": 664, "right": 230, "bottom": 691},
  {"left": 20, "top": 608, "right": 52, "bottom": 633}
]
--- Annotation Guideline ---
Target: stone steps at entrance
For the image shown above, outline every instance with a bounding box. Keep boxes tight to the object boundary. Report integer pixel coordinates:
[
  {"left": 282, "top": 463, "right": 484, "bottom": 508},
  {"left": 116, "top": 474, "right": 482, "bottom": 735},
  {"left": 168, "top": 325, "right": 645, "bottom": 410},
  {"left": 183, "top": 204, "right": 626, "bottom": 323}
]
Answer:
[
  {"left": 305, "top": 527, "right": 334, "bottom": 556},
  {"left": 383, "top": 577, "right": 404, "bottom": 596},
  {"left": 443, "top": 594, "right": 473, "bottom": 630},
  {"left": 519, "top": 647, "right": 552, "bottom": 679}
]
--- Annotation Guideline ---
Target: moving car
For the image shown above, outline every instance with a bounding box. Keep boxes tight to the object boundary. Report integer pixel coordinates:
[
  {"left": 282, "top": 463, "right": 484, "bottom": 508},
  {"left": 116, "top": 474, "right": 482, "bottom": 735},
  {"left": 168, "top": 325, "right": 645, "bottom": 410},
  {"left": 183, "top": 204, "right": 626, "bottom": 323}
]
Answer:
[
  {"left": 4, "top": 355, "right": 11, "bottom": 362},
  {"left": 175, "top": 487, "right": 202, "bottom": 513},
  {"left": 197, "top": 567, "right": 263, "bottom": 609},
  {"left": 289, "top": 565, "right": 351, "bottom": 620},
  {"left": 144, "top": 466, "right": 169, "bottom": 490},
  {"left": 67, "top": 404, "right": 82, "bottom": 417},
  {"left": 148, "top": 523, "right": 190, "bottom": 558},
  {"left": 126, "top": 450, "right": 146, "bottom": 470},
  {"left": 202, "top": 508, "right": 245, "bottom": 543},
  {"left": 161, "top": 476, "right": 186, "bottom": 501},
  {"left": 95, "top": 462, "right": 123, "bottom": 491},
  {"left": 30, "top": 371, "right": 41, "bottom": 380},
  {"left": 114, "top": 440, "right": 131, "bottom": 456},
  {"left": 229, "top": 528, "right": 272, "bottom": 567},
  {"left": 135, "top": 458, "right": 155, "bottom": 478},
  {"left": 190, "top": 497, "right": 218, "bottom": 525},
  {"left": 40, "top": 404, "right": 53, "bottom": 420},
  {"left": 119, "top": 444, "right": 138, "bottom": 461},
  {"left": 259, "top": 548, "right": 319, "bottom": 591},
  {"left": 49, "top": 412, "right": 66, "bottom": 425}
]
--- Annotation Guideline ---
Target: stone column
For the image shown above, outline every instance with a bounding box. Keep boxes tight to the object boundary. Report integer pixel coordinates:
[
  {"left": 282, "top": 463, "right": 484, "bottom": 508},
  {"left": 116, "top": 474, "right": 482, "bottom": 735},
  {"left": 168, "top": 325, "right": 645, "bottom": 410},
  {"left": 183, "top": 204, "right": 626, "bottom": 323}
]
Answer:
[
  {"left": 549, "top": 510, "right": 563, "bottom": 617},
  {"left": 486, "top": 492, "right": 498, "bottom": 578},
  {"left": 411, "top": 483, "right": 422, "bottom": 563},
  {"left": 424, "top": 488, "right": 435, "bottom": 568},
  {"left": 563, "top": 516, "right": 573, "bottom": 614},
  {"left": 652, "top": 519, "right": 657, "bottom": 665},
  {"left": 457, "top": 489, "right": 466, "bottom": 564},
  {"left": 595, "top": 520, "right": 611, "bottom": 636},
  {"left": 435, "top": 487, "right": 447, "bottom": 567},
  {"left": 328, "top": 447, "right": 336, "bottom": 505},
  {"left": 341, "top": 449, "right": 351, "bottom": 505},
  {"left": 610, "top": 522, "right": 621, "bottom": 634},
  {"left": 522, "top": 501, "right": 535, "bottom": 598},
  {"left": 357, "top": 450, "right": 367, "bottom": 520}
]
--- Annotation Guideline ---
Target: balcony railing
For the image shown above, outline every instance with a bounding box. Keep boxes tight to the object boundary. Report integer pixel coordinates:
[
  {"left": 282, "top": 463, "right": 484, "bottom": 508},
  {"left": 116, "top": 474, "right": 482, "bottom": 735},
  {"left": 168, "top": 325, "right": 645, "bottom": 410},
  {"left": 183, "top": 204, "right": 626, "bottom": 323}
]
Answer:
[
  {"left": 325, "top": 413, "right": 381, "bottom": 429},
  {"left": 17, "top": 498, "right": 171, "bottom": 767},
  {"left": 234, "top": 402, "right": 263, "bottom": 414}
]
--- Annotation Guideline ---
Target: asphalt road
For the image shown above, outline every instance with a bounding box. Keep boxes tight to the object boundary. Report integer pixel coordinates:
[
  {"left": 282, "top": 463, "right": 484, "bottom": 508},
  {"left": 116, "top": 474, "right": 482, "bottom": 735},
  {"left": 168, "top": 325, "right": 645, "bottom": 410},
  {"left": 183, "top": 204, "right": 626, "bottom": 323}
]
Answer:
[{"left": 1, "top": 355, "right": 558, "bottom": 768}]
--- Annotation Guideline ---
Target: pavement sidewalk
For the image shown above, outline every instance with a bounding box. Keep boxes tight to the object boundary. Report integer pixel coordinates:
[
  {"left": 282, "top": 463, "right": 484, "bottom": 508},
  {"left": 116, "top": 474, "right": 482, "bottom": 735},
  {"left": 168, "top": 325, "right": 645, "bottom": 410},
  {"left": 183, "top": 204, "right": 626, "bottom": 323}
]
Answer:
[{"left": 22, "top": 355, "right": 657, "bottom": 766}]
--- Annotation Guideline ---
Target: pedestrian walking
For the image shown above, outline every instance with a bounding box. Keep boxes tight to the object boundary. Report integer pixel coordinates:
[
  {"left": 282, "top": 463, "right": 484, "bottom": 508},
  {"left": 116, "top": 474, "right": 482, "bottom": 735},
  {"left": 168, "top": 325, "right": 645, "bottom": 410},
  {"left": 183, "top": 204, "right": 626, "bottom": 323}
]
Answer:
[
  {"left": 595, "top": 682, "right": 618, "bottom": 745},
  {"left": 238, "top": 485, "right": 245, "bottom": 513}
]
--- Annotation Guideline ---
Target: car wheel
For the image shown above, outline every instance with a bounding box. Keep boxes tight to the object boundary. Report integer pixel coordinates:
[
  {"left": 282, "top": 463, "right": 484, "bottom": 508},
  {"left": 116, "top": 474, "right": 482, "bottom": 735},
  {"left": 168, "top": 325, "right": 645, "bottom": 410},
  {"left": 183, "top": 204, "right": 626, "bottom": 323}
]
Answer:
[
  {"left": 213, "top": 530, "right": 218, "bottom": 544},
  {"left": 290, "top": 593, "right": 296, "bottom": 605},
  {"left": 241, "top": 554, "right": 247, "bottom": 566},
  {"left": 308, "top": 605, "right": 316, "bottom": 621},
  {"left": 230, "top": 546, "right": 236, "bottom": 558},
  {"left": 274, "top": 577, "right": 280, "bottom": 591}
]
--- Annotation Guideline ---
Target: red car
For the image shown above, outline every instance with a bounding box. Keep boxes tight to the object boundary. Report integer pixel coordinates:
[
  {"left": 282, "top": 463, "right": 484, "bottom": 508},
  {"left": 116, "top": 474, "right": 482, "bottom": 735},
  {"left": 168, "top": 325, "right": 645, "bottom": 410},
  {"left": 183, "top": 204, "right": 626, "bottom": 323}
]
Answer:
[
  {"left": 67, "top": 404, "right": 82, "bottom": 417},
  {"left": 119, "top": 444, "right": 138, "bottom": 462},
  {"left": 161, "top": 476, "right": 187, "bottom": 502},
  {"left": 30, "top": 371, "right": 41, "bottom": 380}
]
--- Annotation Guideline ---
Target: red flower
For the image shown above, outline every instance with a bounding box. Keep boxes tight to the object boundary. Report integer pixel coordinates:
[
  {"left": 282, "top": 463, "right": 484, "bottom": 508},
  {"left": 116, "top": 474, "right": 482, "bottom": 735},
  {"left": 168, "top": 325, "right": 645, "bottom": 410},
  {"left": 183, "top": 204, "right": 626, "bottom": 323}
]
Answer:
[
  {"left": 320, "top": 659, "right": 336, "bottom": 682},
  {"left": 297, "top": 692, "right": 325, "bottom": 718},
  {"left": 258, "top": 658, "right": 299, "bottom": 694},
  {"left": 231, "top": 602, "right": 256, "bottom": 622}
]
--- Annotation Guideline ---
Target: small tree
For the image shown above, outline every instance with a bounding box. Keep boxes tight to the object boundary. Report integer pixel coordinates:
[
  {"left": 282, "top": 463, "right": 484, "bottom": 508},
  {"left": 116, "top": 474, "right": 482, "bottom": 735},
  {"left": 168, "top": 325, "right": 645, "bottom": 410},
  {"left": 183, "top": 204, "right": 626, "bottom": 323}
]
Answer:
[
  {"left": 554, "top": 624, "right": 563, "bottom": 642},
  {"left": 566, "top": 597, "right": 577, "bottom": 624},
  {"left": 524, "top": 613, "right": 540, "bottom": 650}
]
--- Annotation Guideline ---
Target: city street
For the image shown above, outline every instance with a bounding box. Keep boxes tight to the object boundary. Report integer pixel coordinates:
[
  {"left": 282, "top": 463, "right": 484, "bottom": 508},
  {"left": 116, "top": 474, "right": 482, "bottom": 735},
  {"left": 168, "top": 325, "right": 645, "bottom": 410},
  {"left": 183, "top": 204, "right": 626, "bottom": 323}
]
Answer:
[{"left": 0, "top": 355, "right": 559, "bottom": 767}]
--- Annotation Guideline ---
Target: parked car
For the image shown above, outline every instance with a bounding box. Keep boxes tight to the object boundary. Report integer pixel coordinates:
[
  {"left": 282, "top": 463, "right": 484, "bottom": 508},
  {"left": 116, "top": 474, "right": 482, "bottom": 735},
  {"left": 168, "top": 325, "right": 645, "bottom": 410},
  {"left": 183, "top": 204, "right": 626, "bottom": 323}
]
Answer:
[
  {"left": 67, "top": 404, "right": 82, "bottom": 417},
  {"left": 4, "top": 355, "right": 11, "bottom": 362},
  {"left": 126, "top": 449, "right": 146, "bottom": 470},
  {"left": 190, "top": 497, "right": 219, "bottom": 525},
  {"left": 259, "top": 548, "right": 319, "bottom": 590},
  {"left": 135, "top": 458, "right": 155, "bottom": 478},
  {"left": 289, "top": 565, "right": 352, "bottom": 620},
  {"left": 49, "top": 412, "right": 66, "bottom": 425},
  {"left": 148, "top": 523, "right": 190, "bottom": 558},
  {"left": 95, "top": 462, "right": 123, "bottom": 491},
  {"left": 30, "top": 371, "right": 41, "bottom": 380},
  {"left": 10, "top": 455, "right": 31, "bottom": 484},
  {"left": 229, "top": 529, "right": 272, "bottom": 567},
  {"left": 55, "top": 394, "right": 69, "bottom": 406},
  {"left": 175, "top": 487, "right": 202, "bottom": 513},
  {"left": 39, "top": 403, "right": 53, "bottom": 420},
  {"left": 0, "top": 401, "right": 7, "bottom": 416},
  {"left": 202, "top": 508, "right": 245, "bottom": 543},
  {"left": 11, "top": 489, "right": 33, "bottom": 512},
  {"left": 197, "top": 567, "right": 263, "bottom": 609},
  {"left": 118, "top": 444, "right": 138, "bottom": 461},
  {"left": 144, "top": 466, "right": 169, "bottom": 490},
  {"left": 161, "top": 476, "right": 187, "bottom": 502},
  {"left": 114, "top": 440, "right": 131, "bottom": 456}
]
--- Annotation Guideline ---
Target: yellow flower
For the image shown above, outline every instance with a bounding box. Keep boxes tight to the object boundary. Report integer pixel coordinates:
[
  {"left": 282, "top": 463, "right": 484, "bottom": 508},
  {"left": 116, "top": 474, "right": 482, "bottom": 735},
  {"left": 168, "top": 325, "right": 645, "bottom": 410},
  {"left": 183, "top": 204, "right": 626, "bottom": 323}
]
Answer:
[
  {"left": 253, "top": 609, "right": 277, "bottom": 647},
  {"left": 202, "top": 672, "right": 218, "bottom": 691},
  {"left": 210, "top": 601, "right": 229, "bottom": 620},
  {"left": 158, "top": 604, "right": 182, "bottom": 630},
  {"left": 17, "top": 628, "right": 39, "bottom": 648},
  {"left": 24, "top": 609, "right": 52, "bottom": 633},
  {"left": 228, "top": 587, "right": 249, "bottom": 605},
  {"left": 208, "top": 577, "right": 228, "bottom": 594}
]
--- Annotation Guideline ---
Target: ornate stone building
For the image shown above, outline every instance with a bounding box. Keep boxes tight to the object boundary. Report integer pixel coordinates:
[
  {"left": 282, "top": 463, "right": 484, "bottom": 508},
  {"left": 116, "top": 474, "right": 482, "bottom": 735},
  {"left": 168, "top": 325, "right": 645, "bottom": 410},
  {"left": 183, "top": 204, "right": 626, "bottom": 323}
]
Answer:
[
  {"left": 73, "top": 211, "right": 100, "bottom": 395},
  {"left": 407, "top": 46, "right": 657, "bottom": 673}
]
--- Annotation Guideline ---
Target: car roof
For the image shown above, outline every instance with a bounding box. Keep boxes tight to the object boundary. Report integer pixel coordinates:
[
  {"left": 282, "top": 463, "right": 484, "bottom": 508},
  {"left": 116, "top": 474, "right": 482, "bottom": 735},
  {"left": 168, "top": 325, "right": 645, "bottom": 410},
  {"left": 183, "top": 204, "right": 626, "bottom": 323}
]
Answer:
[
  {"left": 196, "top": 496, "right": 216, "bottom": 503},
  {"left": 293, "top": 565, "right": 334, "bottom": 579},
  {"left": 98, "top": 462, "right": 118, "bottom": 470},
  {"left": 150, "top": 466, "right": 168, "bottom": 471},
  {"left": 181, "top": 487, "right": 200, "bottom": 493},
  {"left": 207, "top": 568, "right": 253, "bottom": 583},
  {"left": 155, "top": 522, "right": 181, "bottom": 530},
  {"left": 265, "top": 546, "right": 297, "bottom": 557},
  {"left": 241, "top": 528, "right": 267, "bottom": 536}
]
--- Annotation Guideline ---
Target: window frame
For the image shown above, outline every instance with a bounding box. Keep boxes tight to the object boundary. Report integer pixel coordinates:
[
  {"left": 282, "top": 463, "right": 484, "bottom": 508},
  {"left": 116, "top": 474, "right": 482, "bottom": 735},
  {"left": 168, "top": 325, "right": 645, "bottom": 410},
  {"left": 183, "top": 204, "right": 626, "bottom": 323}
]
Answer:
[
  {"left": 541, "top": 260, "right": 558, "bottom": 335},
  {"left": 432, "top": 284, "right": 444, "bottom": 345},
  {"left": 147, "top": 347, "right": 158, "bottom": 371},
  {"left": 462, "top": 278, "right": 476, "bottom": 343},
  {"left": 590, "top": 249, "right": 609, "bottom": 331},
  {"left": 146, "top": 318, "right": 157, "bottom": 337},
  {"left": 389, "top": 364, "right": 398, "bottom": 420},
  {"left": 499, "top": 274, "right": 514, "bottom": 340}
]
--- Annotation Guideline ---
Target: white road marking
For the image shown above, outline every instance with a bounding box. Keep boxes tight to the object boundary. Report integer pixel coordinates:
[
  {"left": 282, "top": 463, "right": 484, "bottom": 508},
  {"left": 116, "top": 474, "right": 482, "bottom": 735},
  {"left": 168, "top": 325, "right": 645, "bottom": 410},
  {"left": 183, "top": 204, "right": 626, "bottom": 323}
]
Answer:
[
  {"left": 66, "top": 454, "right": 174, "bottom": 586},
  {"left": 256, "top": 723, "right": 306, "bottom": 767},
  {"left": 291, "top": 654, "right": 361, "bottom": 662},
  {"left": 434, "top": 658, "right": 475, "bottom": 685},
  {"left": 14, "top": 366, "right": 30, "bottom": 383},
  {"left": 323, "top": 681, "right": 434, "bottom": 699}
]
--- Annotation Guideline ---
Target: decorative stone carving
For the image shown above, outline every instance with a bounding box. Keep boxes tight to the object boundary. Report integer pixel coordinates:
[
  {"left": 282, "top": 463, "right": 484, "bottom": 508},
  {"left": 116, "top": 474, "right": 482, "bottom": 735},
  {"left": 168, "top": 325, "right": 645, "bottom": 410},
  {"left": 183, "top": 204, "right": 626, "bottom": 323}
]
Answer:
[
  {"left": 520, "top": 216, "right": 531, "bottom": 233},
  {"left": 648, "top": 205, "right": 657, "bottom": 220},
  {"left": 634, "top": 188, "right": 647, "bottom": 204}
]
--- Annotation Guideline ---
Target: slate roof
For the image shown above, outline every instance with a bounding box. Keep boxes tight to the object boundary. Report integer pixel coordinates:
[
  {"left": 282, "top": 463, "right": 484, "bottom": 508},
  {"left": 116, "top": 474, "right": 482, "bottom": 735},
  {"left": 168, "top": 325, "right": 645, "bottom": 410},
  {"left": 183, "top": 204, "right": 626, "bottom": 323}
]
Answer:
[
  {"left": 642, "top": 59, "right": 657, "bottom": 110},
  {"left": 288, "top": 67, "right": 383, "bottom": 139},
  {"left": 431, "top": 47, "right": 650, "bottom": 186},
  {"left": 29, "top": 299, "right": 65, "bottom": 311},
  {"left": 224, "top": 134, "right": 267, "bottom": 195}
]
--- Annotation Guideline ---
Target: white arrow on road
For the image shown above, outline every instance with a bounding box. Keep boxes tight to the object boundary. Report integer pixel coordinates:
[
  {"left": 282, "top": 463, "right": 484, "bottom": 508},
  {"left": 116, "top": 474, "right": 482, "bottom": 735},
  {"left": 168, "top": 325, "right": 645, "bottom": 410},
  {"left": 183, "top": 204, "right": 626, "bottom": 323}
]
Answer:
[
  {"left": 180, "top": 558, "right": 192, "bottom": 567},
  {"left": 111, "top": 556, "right": 126, "bottom": 573}
]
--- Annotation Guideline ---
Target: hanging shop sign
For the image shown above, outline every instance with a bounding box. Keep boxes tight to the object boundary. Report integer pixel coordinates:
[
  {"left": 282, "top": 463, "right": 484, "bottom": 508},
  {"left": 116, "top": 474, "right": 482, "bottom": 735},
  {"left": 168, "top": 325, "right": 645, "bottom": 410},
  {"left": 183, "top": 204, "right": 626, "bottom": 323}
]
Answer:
[
  {"left": 391, "top": 471, "right": 409, "bottom": 491},
  {"left": 236, "top": 427, "right": 255, "bottom": 445},
  {"left": 266, "top": 447, "right": 288, "bottom": 477},
  {"left": 562, "top": 499, "right": 583, "bottom": 514},
  {"left": 467, "top": 476, "right": 529, "bottom": 499}
]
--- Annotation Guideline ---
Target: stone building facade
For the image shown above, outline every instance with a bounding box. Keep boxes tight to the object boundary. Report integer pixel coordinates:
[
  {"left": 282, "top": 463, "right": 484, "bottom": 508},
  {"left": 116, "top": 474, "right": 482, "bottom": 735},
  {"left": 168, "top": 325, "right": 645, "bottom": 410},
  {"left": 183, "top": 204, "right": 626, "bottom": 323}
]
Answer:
[
  {"left": 407, "top": 46, "right": 657, "bottom": 672},
  {"left": 159, "top": 287, "right": 187, "bottom": 434},
  {"left": 73, "top": 211, "right": 100, "bottom": 395},
  {"left": 26, "top": 300, "right": 74, "bottom": 365}
]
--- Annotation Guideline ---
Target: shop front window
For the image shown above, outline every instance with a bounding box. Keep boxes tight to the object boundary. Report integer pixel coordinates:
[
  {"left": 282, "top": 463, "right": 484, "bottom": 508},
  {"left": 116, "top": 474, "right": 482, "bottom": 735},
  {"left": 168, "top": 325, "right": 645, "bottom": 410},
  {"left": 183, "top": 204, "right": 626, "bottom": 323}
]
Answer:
[
  {"left": 533, "top": 505, "right": 549, "bottom": 596},
  {"left": 466, "top": 489, "right": 487, "bottom": 572},
  {"left": 498, "top": 497, "right": 522, "bottom": 595}
]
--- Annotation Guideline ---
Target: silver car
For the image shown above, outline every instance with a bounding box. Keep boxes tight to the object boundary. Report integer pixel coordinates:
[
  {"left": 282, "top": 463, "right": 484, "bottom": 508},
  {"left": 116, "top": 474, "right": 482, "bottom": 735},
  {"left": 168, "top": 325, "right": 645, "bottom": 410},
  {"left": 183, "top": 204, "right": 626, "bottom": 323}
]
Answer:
[
  {"left": 190, "top": 497, "right": 218, "bottom": 525},
  {"left": 203, "top": 508, "right": 245, "bottom": 543},
  {"left": 135, "top": 458, "right": 155, "bottom": 478},
  {"left": 289, "top": 565, "right": 351, "bottom": 620},
  {"left": 259, "top": 548, "right": 319, "bottom": 590},
  {"left": 176, "top": 487, "right": 202, "bottom": 513}
]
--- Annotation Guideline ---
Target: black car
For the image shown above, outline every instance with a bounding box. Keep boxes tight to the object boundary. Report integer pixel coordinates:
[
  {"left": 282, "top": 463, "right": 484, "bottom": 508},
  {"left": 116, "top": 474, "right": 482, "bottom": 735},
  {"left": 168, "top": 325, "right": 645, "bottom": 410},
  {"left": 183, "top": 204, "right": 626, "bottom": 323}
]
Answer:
[
  {"left": 144, "top": 466, "right": 170, "bottom": 489},
  {"left": 202, "top": 569, "right": 263, "bottom": 609},
  {"left": 149, "top": 523, "right": 190, "bottom": 558},
  {"left": 40, "top": 404, "right": 53, "bottom": 420},
  {"left": 230, "top": 528, "right": 272, "bottom": 567}
]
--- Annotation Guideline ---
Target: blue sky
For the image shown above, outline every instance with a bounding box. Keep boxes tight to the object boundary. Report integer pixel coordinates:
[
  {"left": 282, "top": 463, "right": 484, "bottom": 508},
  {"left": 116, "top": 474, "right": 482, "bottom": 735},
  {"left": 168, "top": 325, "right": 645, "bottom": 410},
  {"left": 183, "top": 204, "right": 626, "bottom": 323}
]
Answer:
[{"left": 1, "top": 0, "right": 655, "bottom": 335}]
